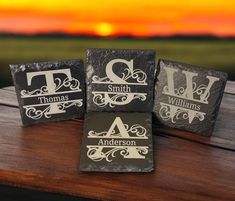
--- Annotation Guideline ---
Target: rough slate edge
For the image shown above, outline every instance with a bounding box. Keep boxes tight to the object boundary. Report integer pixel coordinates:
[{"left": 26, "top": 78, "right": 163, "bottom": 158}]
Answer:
[
  {"left": 8, "top": 59, "right": 86, "bottom": 126},
  {"left": 0, "top": 83, "right": 234, "bottom": 151},
  {"left": 9, "top": 60, "right": 84, "bottom": 72}
]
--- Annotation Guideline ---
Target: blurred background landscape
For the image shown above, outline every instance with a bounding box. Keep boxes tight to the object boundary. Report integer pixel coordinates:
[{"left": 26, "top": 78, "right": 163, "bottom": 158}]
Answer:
[{"left": 0, "top": 0, "right": 235, "bottom": 87}]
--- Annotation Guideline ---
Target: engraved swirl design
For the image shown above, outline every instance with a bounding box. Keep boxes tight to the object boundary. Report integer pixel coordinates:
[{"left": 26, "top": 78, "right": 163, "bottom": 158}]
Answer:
[
  {"left": 92, "top": 66, "right": 147, "bottom": 84},
  {"left": 163, "top": 82, "right": 210, "bottom": 102},
  {"left": 20, "top": 77, "right": 81, "bottom": 98},
  {"left": 88, "top": 124, "right": 147, "bottom": 138},
  {"left": 159, "top": 103, "right": 205, "bottom": 124},
  {"left": 92, "top": 93, "right": 146, "bottom": 108},
  {"left": 25, "top": 106, "right": 51, "bottom": 120},
  {"left": 87, "top": 146, "right": 148, "bottom": 162},
  {"left": 21, "top": 86, "right": 49, "bottom": 97}
]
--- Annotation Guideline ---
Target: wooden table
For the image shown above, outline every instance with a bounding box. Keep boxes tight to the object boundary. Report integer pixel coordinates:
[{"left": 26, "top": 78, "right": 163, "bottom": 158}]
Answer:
[{"left": 0, "top": 82, "right": 234, "bottom": 201}]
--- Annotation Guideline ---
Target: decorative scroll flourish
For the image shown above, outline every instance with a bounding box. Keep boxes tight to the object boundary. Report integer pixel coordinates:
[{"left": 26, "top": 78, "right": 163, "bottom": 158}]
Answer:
[
  {"left": 88, "top": 123, "right": 147, "bottom": 138},
  {"left": 133, "top": 94, "right": 146, "bottom": 101},
  {"left": 21, "top": 86, "right": 49, "bottom": 97},
  {"left": 92, "top": 75, "right": 111, "bottom": 83},
  {"left": 128, "top": 124, "right": 147, "bottom": 137},
  {"left": 57, "top": 99, "right": 83, "bottom": 110},
  {"left": 159, "top": 103, "right": 205, "bottom": 124},
  {"left": 25, "top": 105, "right": 51, "bottom": 120},
  {"left": 92, "top": 93, "right": 126, "bottom": 108},
  {"left": 136, "top": 147, "right": 149, "bottom": 155},
  {"left": 192, "top": 82, "right": 210, "bottom": 103},
  {"left": 87, "top": 146, "right": 148, "bottom": 162},
  {"left": 54, "top": 77, "right": 81, "bottom": 92},
  {"left": 87, "top": 147, "right": 129, "bottom": 162},
  {"left": 162, "top": 82, "right": 210, "bottom": 103},
  {"left": 92, "top": 92, "right": 146, "bottom": 108},
  {"left": 195, "top": 112, "right": 206, "bottom": 121},
  {"left": 92, "top": 67, "right": 147, "bottom": 85},
  {"left": 88, "top": 129, "right": 116, "bottom": 137},
  {"left": 20, "top": 77, "right": 81, "bottom": 98},
  {"left": 121, "top": 68, "right": 147, "bottom": 84},
  {"left": 24, "top": 100, "right": 83, "bottom": 120}
]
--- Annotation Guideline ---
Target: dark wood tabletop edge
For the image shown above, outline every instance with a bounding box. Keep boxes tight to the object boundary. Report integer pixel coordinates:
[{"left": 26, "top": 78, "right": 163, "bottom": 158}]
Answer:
[{"left": 0, "top": 170, "right": 103, "bottom": 201}]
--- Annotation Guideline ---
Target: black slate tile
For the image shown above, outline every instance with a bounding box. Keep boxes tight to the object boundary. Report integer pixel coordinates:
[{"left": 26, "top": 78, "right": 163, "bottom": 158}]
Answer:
[
  {"left": 10, "top": 60, "right": 85, "bottom": 126},
  {"left": 79, "top": 112, "right": 154, "bottom": 172},
  {"left": 86, "top": 48, "right": 156, "bottom": 112},
  {"left": 153, "top": 59, "right": 228, "bottom": 136}
]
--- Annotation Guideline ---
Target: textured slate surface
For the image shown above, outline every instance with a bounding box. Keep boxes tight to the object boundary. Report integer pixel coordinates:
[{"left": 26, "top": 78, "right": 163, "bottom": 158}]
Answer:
[
  {"left": 80, "top": 112, "right": 154, "bottom": 172},
  {"left": 10, "top": 60, "right": 85, "bottom": 125},
  {"left": 86, "top": 48, "right": 156, "bottom": 112},
  {"left": 153, "top": 59, "right": 227, "bottom": 136}
]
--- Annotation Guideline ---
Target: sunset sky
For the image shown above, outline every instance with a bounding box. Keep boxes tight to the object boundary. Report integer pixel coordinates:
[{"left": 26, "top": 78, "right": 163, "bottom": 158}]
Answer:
[{"left": 0, "top": 0, "right": 235, "bottom": 37}]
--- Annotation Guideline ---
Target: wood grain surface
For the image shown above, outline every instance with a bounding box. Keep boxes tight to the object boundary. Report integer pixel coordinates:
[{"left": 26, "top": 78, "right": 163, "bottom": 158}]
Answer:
[{"left": 0, "top": 82, "right": 234, "bottom": 201}]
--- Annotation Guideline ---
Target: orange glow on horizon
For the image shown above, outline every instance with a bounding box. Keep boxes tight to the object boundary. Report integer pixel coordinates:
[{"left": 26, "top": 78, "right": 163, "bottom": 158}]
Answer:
[{"left": 0, "top": 0, "right": 235, "bottom": 37}]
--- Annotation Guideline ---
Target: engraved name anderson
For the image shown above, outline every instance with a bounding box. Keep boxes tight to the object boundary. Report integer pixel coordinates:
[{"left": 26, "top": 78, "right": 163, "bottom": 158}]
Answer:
[{"left": 98, "top": 139, "right": 136, "bottom": 146}]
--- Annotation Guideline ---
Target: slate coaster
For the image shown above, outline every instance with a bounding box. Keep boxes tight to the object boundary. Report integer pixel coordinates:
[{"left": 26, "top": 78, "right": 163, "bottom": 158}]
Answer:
[
  {"left": 86, "top": 48, "right": 156, "bottom": 112},
  {"left": 153, "top": 59, "right": 228, "bottom": 136},
  {"left": 79, "top": 112, "right": 154, "bottom": 172},
  {"left": 10, "top": 60, "right": 85, "bottom": 126}
]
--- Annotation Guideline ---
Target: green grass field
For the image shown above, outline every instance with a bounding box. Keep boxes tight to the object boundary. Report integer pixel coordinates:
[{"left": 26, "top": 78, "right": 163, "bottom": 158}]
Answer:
[{"left": 0, "top": 37, "right": 235, "bottom": 87}]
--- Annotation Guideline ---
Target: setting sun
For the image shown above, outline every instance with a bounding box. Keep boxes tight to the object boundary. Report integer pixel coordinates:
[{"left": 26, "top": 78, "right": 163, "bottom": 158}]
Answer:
[{"left": 95, "top": 23, "right": 113, "bottom": 37}]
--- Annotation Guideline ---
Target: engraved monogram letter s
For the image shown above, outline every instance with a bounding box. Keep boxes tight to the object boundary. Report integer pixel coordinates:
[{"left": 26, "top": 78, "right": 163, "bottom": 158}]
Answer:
[
  {"left": 106, "top": 59, "right": 133, "bottom": 84},
  {"left": 105, "top": 59, "right": 135, "bottom": 105},
  {"left": 92, "top": 59, "right": 147, "bottom": 108}
]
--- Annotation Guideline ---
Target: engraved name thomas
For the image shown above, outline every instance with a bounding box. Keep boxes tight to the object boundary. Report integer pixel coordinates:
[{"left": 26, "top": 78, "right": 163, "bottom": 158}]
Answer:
[
  {"left": 20, "top": 69, "right": 83, "bottom": 119},
  {"left": 38, "top": 95, "right": 69, "bottom": 104}
]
